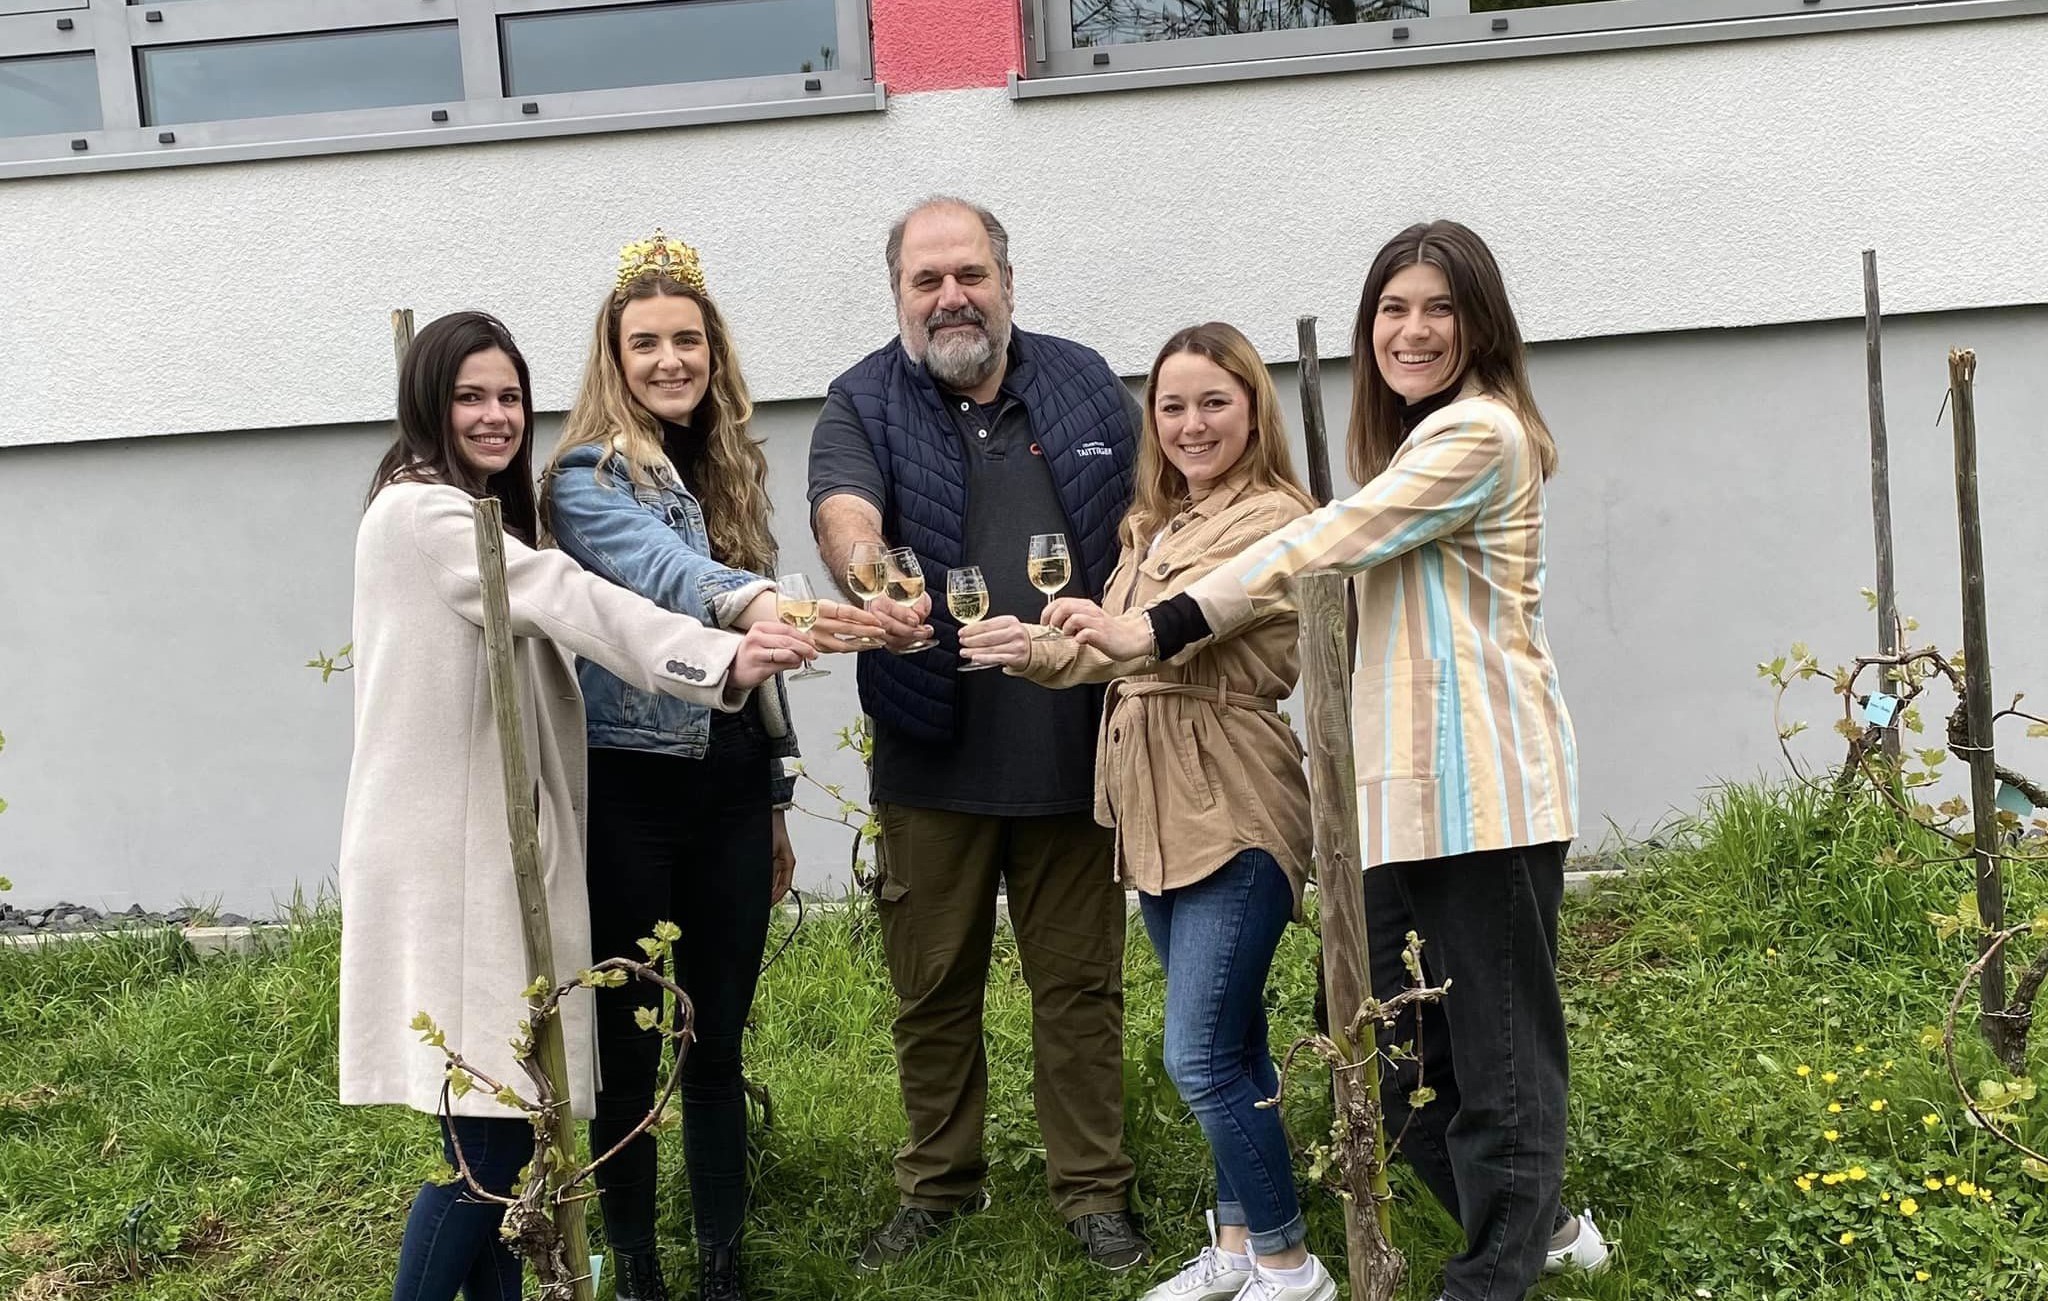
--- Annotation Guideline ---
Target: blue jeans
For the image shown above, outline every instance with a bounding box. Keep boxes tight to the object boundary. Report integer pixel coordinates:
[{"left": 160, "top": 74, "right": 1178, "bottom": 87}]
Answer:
[
  {"left": 1139, "top": 848, "right": 1306, "bottom": 1256},
  {"left": 391, "top": 1115, "right": 528, "bottom": 1301}
]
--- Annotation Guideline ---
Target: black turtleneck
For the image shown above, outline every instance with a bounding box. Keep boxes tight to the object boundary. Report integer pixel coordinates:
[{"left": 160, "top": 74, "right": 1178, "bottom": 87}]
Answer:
[
  {"left": 655, "top": 415, "right": 768, "bottom": 766},
  {"left": 1145, "top": 383, "right": 1464, "bottom": 661},
  {"left": 1400, "top": 383, "right": 1460, "bottom": 434},
  {"left": 659, "top": 418, "right": 705, "bottom": 496}
]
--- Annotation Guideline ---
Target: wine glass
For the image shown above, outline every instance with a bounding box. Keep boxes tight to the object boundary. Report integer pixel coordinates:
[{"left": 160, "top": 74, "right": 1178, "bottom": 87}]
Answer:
[
  {"left": 947, "top": 565, "right": 997, "bottom": 672},
  {"left": 774, "top": 574, "right": 830, "bottom": 680},
  {"left": 841, "top": 540, "right": 887, "bottom": 649},
  {"left": 883, "top": 548, "right": 937, "bottom": 654},
  {"left": 1026, "top": 533, "right": 1071, "bottom": 640}
]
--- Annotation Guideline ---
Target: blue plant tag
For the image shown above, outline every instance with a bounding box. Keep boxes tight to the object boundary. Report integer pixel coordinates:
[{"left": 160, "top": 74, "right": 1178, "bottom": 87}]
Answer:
[
  {"left": 1863, "top": 694, "right": 1901, "bottom": 727},
  {"left": 591, "top": 1255, "right": 605, "bottom": 1291},
  {"left": 1996, "top": 781, "right": 2034, "bottom": 817}
]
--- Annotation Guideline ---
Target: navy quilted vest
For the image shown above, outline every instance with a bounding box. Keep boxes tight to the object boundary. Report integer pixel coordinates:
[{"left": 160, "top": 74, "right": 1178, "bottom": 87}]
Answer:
[{"left": 830, "top": 328, "right": 1136, "bottom": 742}]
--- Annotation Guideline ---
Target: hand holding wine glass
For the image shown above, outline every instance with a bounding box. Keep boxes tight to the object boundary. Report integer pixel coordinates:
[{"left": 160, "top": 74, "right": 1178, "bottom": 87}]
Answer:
[
  {"left": 946, "top": 566, "right": 998, "bottom": 671},
  {"left": 881, "top": 548, "right": 939, "bottom": 653},
  {"left": 775, "top": 574, "right": 832, "bottom": 680},
  {"left": 838, "top": 539, "right": 889, "bottom": 649},
  {"left": 1026, "top": 533, "right": 1071, "bottom": 640},
  {"left": 956, "top": 614, "right": 1032, "bottom": 670}
]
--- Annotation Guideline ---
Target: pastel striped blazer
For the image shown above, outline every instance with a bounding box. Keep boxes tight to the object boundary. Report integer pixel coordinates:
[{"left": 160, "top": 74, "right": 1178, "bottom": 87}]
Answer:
[{"left": 1184, "top": 388, "right": 1577, "bottom": 869}]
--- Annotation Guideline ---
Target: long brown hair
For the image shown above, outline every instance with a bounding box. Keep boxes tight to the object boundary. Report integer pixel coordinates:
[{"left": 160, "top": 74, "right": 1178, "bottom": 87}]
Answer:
[
  {"left": 1347, "top": 221, "right": 1556, "bottom": 483},
  {"left": 544, "top": 275, "right": 775, "bottom": 575},
  {"left": 367, "top": 310, "right": 539, "bottom": 544},
  {"left": 1120, "top": 322, "right": 1316, "bottom": 550}
]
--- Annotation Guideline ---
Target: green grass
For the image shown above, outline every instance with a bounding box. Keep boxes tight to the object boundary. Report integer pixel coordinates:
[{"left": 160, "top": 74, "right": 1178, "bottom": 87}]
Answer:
[{"left": 3, "top": 780, "right": 2046, "bottom": 1299}]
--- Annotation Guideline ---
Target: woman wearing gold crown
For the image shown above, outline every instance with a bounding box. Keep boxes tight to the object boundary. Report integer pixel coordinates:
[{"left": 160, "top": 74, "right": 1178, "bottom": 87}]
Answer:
[{"left": 542, "top": 233, "right": 874, "bottom": 1301}]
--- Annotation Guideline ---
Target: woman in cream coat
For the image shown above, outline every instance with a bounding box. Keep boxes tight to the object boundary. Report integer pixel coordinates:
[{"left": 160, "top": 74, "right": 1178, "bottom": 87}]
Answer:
[{"left": 338, "top": 311, "right": 814, "bottom": 1301}]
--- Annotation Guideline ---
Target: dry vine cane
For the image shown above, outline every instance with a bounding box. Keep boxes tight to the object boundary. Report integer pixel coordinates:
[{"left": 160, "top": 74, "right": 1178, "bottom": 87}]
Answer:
[
  {"left": 1763, "top": 628, "right": 2048, "bottom": 1151},
  {"left": 1262, "top": 929, "right": 1450, "bottom": 1295},
  {"left": 410, "top": 923, "right": 696, "bottom": 1301}
]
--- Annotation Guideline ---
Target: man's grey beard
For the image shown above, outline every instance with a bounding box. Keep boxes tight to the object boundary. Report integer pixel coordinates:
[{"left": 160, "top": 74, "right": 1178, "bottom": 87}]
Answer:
[{"left": 904, "top": 305, "right": 1010, "bottom": 391}]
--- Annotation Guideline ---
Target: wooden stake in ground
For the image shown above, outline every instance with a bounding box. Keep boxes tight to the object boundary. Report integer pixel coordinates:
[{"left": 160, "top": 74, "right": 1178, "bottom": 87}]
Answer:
[
  {"left": 473, "top": 499, "right": 596, "bottom": 1301},
  {"left": 1862, "top": 252, "right": 1900, "bottom": 760},
  {"left": 1946, "top": 349, "right": 2022, "bottom": 1072},
  {"left": 1296, "top": 570, "right": 1404, "bottom": 1301},
  {"left": 1296, "top": 316, "right": 1337, "bottom": 505},
  {"left": 392, "top": 308, "right": 416, "bottom": 367}
]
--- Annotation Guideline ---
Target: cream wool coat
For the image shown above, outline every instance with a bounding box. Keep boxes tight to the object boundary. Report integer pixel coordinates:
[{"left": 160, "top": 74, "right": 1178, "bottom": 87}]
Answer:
[{"left": 338, "top": 481, "right": 749, "bottom": 1120}]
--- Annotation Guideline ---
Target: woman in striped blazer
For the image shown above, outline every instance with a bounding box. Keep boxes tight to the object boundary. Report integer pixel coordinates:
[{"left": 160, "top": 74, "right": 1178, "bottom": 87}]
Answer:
[{"left": 1063, "top": 221, "right": 1605, "bottom": 1301}]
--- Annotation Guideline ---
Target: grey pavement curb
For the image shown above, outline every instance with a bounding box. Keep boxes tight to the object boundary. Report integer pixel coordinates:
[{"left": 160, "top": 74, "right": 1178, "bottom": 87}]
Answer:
[{"left": 1, "top": 870, "right": 1627, "bottom": 957}]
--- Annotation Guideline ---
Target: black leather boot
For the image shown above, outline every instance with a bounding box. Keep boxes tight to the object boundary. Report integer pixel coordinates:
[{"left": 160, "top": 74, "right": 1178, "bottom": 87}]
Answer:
[
  {"left": 614, "top": 1249, "right": 670, "bottom": 1301},
  {"left": 697, "top": 1237, "right": 745, "bottom": 1301}
]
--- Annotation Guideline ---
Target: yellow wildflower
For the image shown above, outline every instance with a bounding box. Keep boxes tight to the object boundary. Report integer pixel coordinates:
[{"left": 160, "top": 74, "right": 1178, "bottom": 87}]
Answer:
[
  {"left": 1922, "top": 1113, "right": 1941, "bottom": 1128},
  {"left": 1797, "top": 1064, "right": 1813, "bottom": 1077},
  {"left": 1825, "top": 1130, "right": 1841, "bottom": 1142},
  {"left": 1795, "top": 1175, "right": 1815, "bottom": 1192},
  {"left": 1945, "top": 1175, "right": 1958, "bottom": 1186},
  {"left": 1900, "top": 1198, "right": 1919, "bottom": 1216},
  {"left": 1849, "top": 1166, "right": 1868, "bottom": 1181},
  {"left": 1958, "top": 1181, "right": 1977, "bottom": 1196},
  {"left": 1828, "top": 1102, "right": 1845, "bottom": 1114},
  {"left": 1925, "top": 1177, "right": 1944, "bottom": 1191},
  {"left": 1916, "top": 1271, "right": 1932, "bottom": 1283},
  {"left": 1978, "top": 1187, "right": 1993, "bottom": 1202},
  {"left": 1871, "top": 1099, "right": 1888, "bottom": 1113},
  {"left": 1823, "top": 1071, "right": 1841, "bottom": 1084},
  {"left": 1822, "top": 1172, "right": 1845, "bottom": 1186},
  {"left": 1839, "top": 1230, "right": 1857, "bottom": 1245},
  {"left": 1854, "top": 1044, "right": 1868, "bottom": 1054}
]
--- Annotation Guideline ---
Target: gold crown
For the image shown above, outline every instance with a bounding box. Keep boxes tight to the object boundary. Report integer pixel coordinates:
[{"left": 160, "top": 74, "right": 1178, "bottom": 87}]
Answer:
[{"left": 614, "top": 229, "right": 706, "bottom": 296}]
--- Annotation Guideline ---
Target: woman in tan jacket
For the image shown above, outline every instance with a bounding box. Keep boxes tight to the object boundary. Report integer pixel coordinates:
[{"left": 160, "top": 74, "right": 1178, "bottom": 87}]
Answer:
[
  {"left": 339, "top": 311, "right": 813, "bottom": 1301},
  {"left": 959, "top": 322, "right": 1330, "bottom": 1301}
]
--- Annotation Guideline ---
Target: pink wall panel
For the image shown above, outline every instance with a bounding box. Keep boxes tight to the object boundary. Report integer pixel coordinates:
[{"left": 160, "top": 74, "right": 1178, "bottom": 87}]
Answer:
[{"left": 871, "top": 0, "right": 1023, "bottom": 92}]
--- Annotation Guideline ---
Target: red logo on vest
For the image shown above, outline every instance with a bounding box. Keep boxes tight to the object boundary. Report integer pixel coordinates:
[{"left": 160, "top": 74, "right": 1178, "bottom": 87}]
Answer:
[{"left": 1029, "top": 442, "right": 1044, "bottom": 456}]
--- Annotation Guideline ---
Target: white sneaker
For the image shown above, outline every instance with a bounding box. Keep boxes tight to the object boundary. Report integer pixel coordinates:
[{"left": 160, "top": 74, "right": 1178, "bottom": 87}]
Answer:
[
  {"left": 1137, "top": 1213, "right": 1252, "bottom": 1301},
  {"left": 1543, "top": 1207, "right": 1613, "bottom": 1274},
  {"left": 1235, "top": 1254, "right": 1337, "bottom": 1301}
]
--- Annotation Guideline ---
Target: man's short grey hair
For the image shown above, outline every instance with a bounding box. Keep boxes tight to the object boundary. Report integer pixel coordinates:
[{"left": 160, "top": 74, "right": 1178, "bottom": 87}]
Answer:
[{"left": 885, "top": 197, "right": 1011, "bottom": 292}]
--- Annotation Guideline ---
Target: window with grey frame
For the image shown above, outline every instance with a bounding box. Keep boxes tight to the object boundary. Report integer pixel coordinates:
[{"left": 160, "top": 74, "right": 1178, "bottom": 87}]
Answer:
[
  {"left": 1022, "top": 0, "right": 2023, "bottom": 86},
  {"left": 0, "top": 0, "right": 874, "bottom": 178}
]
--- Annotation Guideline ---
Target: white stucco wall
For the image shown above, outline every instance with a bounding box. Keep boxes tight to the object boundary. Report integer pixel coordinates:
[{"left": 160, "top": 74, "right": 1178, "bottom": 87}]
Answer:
[{"left": 4, "top": 12, "right": 2047, "bottom": 448}]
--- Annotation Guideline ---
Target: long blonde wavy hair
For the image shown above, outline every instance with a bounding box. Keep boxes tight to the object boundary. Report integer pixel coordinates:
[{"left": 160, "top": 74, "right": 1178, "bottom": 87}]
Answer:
[
  {"left": 545, "top": 275, "right": 776, "bottom": 575},
  {"left": 1120, "top": 322, "right": 1317, "bottom": 550}
]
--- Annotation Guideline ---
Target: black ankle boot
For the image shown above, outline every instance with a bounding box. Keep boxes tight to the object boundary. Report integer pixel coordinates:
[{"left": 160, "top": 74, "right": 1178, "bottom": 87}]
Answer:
[
  {"left": 697, "top": 1238, "right": 744, "bottom": 1301},
  {"left": 614, "top": 1249, "right": 670, "bottom": 1301}
]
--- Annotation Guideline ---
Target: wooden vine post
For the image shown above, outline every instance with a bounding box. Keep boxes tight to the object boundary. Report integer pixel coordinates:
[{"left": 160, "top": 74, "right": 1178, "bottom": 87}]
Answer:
[
  {"left": 1861, "top": 252, "right": 1900, "bottom": 760},
  {"left": 474, "top": 499, "right": 596, "bottom": 1301},
  {"left": 1296, "top": 569, "right": 1404, "bottom": 1300},
  {"left": 1946, "top": 349, "right": 2022, "bottom": 1071}
]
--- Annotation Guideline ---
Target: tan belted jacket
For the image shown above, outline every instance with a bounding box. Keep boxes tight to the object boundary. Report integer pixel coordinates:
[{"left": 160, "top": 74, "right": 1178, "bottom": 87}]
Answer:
[{"left": 1012, "top": 472, "right": 1313, "bottom": 913}]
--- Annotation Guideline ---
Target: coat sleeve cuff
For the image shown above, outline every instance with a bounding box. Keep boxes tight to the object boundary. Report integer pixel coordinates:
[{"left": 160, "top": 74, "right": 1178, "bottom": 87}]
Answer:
[{"left": 707, "top": 578, "right": 776, "bottom": 628}]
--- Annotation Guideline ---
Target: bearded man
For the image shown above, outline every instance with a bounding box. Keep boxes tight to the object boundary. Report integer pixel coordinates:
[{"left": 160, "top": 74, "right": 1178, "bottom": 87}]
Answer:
[{"left": 806, "top": 197, "right": 1148, "bottom": 1274}]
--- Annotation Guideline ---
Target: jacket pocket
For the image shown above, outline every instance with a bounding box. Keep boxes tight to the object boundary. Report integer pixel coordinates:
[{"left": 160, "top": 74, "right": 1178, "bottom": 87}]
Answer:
[
  {"left": 1350, "top": 659, "right": 1446, "bottom": 784},
  {"left": 1172, "top": 714, "right": 1217, "bottom": 812}
]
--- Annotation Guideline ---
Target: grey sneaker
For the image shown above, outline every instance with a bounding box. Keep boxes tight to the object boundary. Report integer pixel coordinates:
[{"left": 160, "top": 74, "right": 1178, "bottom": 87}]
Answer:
[
  {"left": 1068, "top": 1209, "right": 1153, "bottom": 1272},
  {"left": 854, "top": 1195, "right": 985, "bottom": 1272}
]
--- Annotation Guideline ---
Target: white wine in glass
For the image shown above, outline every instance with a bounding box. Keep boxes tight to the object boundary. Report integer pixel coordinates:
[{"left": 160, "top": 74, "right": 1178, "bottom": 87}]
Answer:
[
  {"left": 841, "top": 540, "right": 887, "bottom": 648},
  {"left": 775, "top": 573, "right": 830, "bottom": 680},
  {"left": 1027, "top": 532, "right": 1071, "bottom": 640},
  {"left": 884, "top": 548, "right": 937, "bottom": 653},
  {"left": 947, "top": 565, "right": 997, "bottom": 671}
]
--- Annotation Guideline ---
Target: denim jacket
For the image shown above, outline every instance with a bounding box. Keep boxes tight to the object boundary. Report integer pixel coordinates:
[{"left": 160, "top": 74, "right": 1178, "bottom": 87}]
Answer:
[{"left": 546, "top": 441, "right": 798, "bottom": 806}]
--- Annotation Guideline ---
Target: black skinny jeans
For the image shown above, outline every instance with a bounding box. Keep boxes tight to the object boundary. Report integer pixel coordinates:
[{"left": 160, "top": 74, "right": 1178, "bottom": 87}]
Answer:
[
  {"left": 585, "top": 744, "right": 773, "bottom": 1254},
  {"left": 1366, "top": 841, "right": 1571, "bottom": 1301}
]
